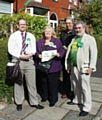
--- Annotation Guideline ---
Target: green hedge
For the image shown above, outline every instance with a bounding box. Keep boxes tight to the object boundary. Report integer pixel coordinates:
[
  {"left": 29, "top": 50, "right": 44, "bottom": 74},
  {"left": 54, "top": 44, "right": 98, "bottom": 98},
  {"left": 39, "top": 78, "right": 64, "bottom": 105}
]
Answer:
[
  {"left": 0, "top": 13, "right": 47, "bottom": 41},
  {"left": 0, "top": 40, "right": 13, "bottom": 103},
  {"left": 94, "top": 35, "right": 102, "bottom": 58}
]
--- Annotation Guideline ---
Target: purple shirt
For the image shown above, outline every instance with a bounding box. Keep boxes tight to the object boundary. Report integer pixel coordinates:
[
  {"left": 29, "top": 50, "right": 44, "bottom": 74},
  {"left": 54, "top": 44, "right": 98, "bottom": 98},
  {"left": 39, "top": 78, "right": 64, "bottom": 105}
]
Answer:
[{"left": 36, "top": 37, "right": 64, "bottom": 73}]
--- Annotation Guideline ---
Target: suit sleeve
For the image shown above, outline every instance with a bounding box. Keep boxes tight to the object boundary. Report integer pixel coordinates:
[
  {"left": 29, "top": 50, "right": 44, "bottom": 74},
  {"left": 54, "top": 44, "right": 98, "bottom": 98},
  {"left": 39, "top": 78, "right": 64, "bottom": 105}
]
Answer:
[{"left": 89, "top": 37, "right": 97, "bottom": 71}]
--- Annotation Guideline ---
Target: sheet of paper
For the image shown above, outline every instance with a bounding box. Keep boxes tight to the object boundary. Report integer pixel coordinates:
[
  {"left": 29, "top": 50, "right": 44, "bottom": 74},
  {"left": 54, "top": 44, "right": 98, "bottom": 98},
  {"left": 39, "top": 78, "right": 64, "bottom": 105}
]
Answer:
[
  {"left": 7, "top": 62, "right": 15, "bottom": 66},
  {"left": 41, "top": 50, "right": 57, "bottom": 62}
]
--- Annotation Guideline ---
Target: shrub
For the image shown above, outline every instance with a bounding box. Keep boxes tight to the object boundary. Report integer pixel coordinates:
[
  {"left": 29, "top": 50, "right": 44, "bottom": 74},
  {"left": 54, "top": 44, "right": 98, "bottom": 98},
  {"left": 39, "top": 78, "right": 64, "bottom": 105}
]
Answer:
[
  {"left": 0, "top": 13, "right": 48, "bottom": 41},
  {"left": 0, "top": 40, "right": 13, "bottom": 103},
  {"left": 94, "top": 35, "right": 102, "bottom": 58}
]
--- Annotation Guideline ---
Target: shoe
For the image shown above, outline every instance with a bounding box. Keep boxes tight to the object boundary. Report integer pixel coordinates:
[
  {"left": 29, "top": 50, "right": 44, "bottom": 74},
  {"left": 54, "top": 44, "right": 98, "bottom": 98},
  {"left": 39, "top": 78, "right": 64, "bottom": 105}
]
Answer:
[
  {"left": 49, "top": 103, "right": 55, "bottom": 107},
  {"left": 79, "top": 111, "right": 88, "bottom": 116},
  {"left": 41, "top": 99, "right": 46, "bottom": 102},
  {"left": 31, "top": 104, "right": 44, "bottom": 109},
  {"left": 61, "top": 94, "right": 67, "bottom": 99},
  {"left": 16, "top": 105, "right": 22, "bottom": 111},
  {"left": 67, "top": 101, "right": 75, "bottom": 105}
]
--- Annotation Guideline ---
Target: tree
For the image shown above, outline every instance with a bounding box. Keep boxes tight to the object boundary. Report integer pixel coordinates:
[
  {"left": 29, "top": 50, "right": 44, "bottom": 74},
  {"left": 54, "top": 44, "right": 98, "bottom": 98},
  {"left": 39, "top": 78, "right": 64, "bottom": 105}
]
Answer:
[{"left": 73, "top": 0, "right": 102, "bottom": 34}]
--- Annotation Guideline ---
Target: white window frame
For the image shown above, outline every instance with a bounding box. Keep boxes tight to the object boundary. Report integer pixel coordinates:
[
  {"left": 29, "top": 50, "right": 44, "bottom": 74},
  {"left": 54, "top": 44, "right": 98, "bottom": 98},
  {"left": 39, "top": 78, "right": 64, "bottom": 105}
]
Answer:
[
  {"left": 0, "top": 1, "right": 11, "bottom": 14},
  {"left": 34, "top": 0, "right": 42, "bottom": 3},
  {"left": 74, "top": 0, "right": 77, "bottom": 6},
  {"left": 53, "top": 0, "right": 58, "bottom": 2},
  {"left": 69, "top": 0, "right": 72, "bottom": 3}
]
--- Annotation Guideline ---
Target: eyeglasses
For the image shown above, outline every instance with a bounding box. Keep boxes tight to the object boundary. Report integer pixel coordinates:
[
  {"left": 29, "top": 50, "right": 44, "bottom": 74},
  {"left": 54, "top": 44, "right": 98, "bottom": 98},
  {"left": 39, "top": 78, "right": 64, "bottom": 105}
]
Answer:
[
  {"left": 75, "top": 27, "right": 82, "bottom": 29},
  {"left": 19, "top": 24, "right": 26, "bottom": 26},
  {"left": 65, "top": 22, "right": 72, "bottom": 25},
  {"left": 45, "top": 31, "right": 52, "bottom": 32}
]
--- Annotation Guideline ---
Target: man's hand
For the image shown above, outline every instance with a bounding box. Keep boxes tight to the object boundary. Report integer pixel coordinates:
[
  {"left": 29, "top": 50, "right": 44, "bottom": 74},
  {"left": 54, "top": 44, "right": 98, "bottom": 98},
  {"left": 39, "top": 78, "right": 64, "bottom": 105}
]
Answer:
[
  {"left": 20, "top": 54, "right": 32, "bottom": 60},
  {"left": 86, "top": 68, "right": 93, "bottom": 74},
  {"left": 67, "top": 69, "right": 71, "bottom": 73}
]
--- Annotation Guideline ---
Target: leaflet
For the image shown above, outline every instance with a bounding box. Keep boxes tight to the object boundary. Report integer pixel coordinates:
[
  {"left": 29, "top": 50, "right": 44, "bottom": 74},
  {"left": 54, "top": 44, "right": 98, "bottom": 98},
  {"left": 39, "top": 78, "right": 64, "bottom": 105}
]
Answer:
[{"left": 41, "top": 50, "right": 57, "bottom": 62}]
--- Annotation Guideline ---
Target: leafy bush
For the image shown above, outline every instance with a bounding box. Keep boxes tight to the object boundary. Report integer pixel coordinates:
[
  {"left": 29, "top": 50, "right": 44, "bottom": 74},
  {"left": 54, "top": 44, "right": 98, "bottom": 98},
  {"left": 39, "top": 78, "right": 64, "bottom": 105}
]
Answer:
[
  {"left": 94, "top": 35, "right": 102, "bottom": 58},
  {"left": 0, "top": 13, "right": 48, "bottom": 41},
  {"left": 0, "top": 40, "right": 13, "bottom": 103}
]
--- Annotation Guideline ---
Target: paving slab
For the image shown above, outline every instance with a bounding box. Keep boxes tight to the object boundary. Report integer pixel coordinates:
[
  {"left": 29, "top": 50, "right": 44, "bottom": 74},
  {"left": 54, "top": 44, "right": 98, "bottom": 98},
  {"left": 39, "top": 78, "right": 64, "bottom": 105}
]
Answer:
[
  {"left": 61, "top": 99, "right": 81, "bottom": 112},
  {"left": 0, "top": 112, "right": 20, "bottom": 120},
  {"left": 92, "top": 91, "right": 102, "bottom": 103},
  {"left": 91, "top": 83, "right": 102, "bottom": 92},
  {"left": 62, "top": 110, "right": 94, "bottom": 120},
  {"left": 24, "top": 105, "right": 69, "bottom": 120},
  {"left": 96, "top": 106, "right": 102, "bottom": 119},
  {"left": 90, "top": 101, "right": 102, "bottom": 115},
  {"left": 23, "top": 114, "right": 47, "bottom": 120},
  {"left": 41, "top": 94, "right": 67, "bottom": 107},
  {"left": 92, "top": 117, "right": 101, "bottom": 120},
  {"left": 0, "top": 103, "right": 36, "bottom": 119},
  {"left": 91, "top": 77, "right": 102, "bottom": 84},
  {"left": 61, "top": 100, "right": 101, "bottom": 116},
  {"left": 56, "top": 94, "right": 67, "bottom": 107}
]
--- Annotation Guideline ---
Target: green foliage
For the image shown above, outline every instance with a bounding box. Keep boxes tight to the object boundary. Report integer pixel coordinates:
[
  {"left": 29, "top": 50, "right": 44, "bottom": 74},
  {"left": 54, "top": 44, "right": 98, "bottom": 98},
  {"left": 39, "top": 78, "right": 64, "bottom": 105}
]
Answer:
[
  {"left": 0, "top": 40, "right": 13, "bottom": 103},
  {"left": 94, "top": 35, "right": 102, "bottom": 58},
  {"left": 56, "top": 23, "right": 66, "bottom": 39},
  {"left": 73, "top": 0, "right": 102, "bottom": 35},
  {"left": 0, "top": 13, "right": 48, "bottom": 41}
]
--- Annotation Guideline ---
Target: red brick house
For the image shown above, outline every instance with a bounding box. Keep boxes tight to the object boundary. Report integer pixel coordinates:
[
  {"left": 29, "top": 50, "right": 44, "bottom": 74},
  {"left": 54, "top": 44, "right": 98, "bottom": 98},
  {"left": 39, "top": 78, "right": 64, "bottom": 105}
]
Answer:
[{"left": 13, "top": 0, "right": 80, "bottom": 29}]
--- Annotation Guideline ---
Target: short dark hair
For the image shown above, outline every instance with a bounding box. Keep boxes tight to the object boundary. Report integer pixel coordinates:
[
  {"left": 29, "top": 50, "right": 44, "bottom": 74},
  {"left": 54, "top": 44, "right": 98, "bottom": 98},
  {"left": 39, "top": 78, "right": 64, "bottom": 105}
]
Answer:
[{"left": 17, "top": 18, "right": 26, "bottom": 25}]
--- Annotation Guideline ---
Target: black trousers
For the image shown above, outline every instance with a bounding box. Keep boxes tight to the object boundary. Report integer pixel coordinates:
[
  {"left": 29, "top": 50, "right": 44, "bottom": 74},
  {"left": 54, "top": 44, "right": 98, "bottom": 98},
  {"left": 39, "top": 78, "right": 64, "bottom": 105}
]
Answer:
[
  {"left": 61, "top": 55, "right": 71, "bottom": 96},
  {"left": 37, "top": 71, "right": 60, "bottom": 105},
  {"left": 62, "top": 66, "right": 71, "bottom": 95}
]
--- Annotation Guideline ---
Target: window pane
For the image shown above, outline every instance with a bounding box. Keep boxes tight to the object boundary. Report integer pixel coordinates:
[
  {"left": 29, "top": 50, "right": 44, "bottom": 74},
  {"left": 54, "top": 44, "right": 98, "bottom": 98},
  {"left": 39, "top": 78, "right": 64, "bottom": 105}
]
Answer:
[
  {"left": 74, "top": 0, "right": 77, "bottom": 6},
  {"left": 69, "top": 0, "right": 72, "bottom": 2},
  {"left": 0, "top": 1, "right": 11, "bottom": 14},
  {"left": 34, "top": 0, "right": 42, "bottom": 2}
]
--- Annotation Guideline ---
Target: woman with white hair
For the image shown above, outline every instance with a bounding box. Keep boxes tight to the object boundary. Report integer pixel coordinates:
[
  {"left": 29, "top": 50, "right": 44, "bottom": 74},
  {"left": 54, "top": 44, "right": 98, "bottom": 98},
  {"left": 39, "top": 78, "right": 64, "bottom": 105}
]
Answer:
[{"left": 36, "top": 26, "right": 64, "bottom": 107}]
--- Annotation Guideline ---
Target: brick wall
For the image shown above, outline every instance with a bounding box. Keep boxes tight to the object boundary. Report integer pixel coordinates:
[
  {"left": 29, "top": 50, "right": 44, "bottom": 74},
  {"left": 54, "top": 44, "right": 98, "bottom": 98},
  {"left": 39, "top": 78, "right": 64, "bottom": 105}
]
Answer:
[{"left": 13, "top": 0, "right": 79, "bottom": 22}]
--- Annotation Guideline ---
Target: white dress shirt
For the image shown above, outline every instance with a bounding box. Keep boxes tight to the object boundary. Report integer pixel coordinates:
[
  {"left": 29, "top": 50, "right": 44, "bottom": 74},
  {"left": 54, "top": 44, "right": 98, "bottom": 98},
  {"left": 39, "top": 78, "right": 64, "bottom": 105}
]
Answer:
[{"left": 8, "top": 30, "right": 36, "bottom": 58}]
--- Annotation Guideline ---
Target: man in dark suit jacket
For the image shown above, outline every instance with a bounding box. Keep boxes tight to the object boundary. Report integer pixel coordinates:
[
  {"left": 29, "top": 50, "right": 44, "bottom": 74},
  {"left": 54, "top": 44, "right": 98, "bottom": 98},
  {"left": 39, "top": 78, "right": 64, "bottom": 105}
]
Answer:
[{"left": 60, "top": 17, "right": 76, "bottom": 99}]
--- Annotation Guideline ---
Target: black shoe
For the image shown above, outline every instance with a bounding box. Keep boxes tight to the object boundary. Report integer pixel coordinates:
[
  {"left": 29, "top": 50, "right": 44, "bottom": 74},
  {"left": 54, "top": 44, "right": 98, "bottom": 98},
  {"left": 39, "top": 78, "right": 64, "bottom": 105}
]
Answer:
[
  {"left": 31, "top": 104, "right": 44, "bottom": 109},
  {"left": 41, "top": 99, "right": 46, "bottom": 102},
  {"left": 79, "top": 111, "right": 88, "bottom": 116},
  {"left": 16, "top": 105, "right": 22, "bottom": 111},
  {"left": 49, "top": 103, "right": 55, "bottom": 107},
  {"left": 67, "top": 101, "right": 75, "bottom": 105}
]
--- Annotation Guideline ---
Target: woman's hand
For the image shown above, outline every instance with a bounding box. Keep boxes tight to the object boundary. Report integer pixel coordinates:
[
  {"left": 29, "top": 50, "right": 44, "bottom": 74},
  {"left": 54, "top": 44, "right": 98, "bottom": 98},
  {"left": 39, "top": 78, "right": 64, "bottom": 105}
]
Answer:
[
  {"left": 38, "top": 54, "right": 42, "bottom": 59},
  {"left": 56, "top": 53, "right": 60, "bottom": 57}
]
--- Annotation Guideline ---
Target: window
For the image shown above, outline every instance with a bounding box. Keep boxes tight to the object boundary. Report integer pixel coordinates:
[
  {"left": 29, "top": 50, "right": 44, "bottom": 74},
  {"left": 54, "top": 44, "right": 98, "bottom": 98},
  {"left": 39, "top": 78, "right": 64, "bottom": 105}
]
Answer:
[
  {"left": 69, "top": 0, "right": 72, "bottom": 2},
  {"left": 53, "top": 0, "right": 58, "bottom": 2},
  {"left": 34, "top": 0, "right": 42, "bottom": 2},
  {"left": 74, "top": 0, "right": 77, "bottom": 6},
  {"left": 0, "top": 1, "right": 11, "bottom": 14}
]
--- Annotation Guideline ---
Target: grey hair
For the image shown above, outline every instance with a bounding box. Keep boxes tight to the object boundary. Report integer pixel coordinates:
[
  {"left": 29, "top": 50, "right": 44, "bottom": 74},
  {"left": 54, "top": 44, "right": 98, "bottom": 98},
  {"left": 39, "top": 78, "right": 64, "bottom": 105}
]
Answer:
[
  {"left": 42, "top": 26, "right": 56, "bottom": 38},
  {"left": 75, "top": 21, "right": 86, "bottom": 28},
  {"left": 64, "top": 17, "right": 74, "bottom": 24}
]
